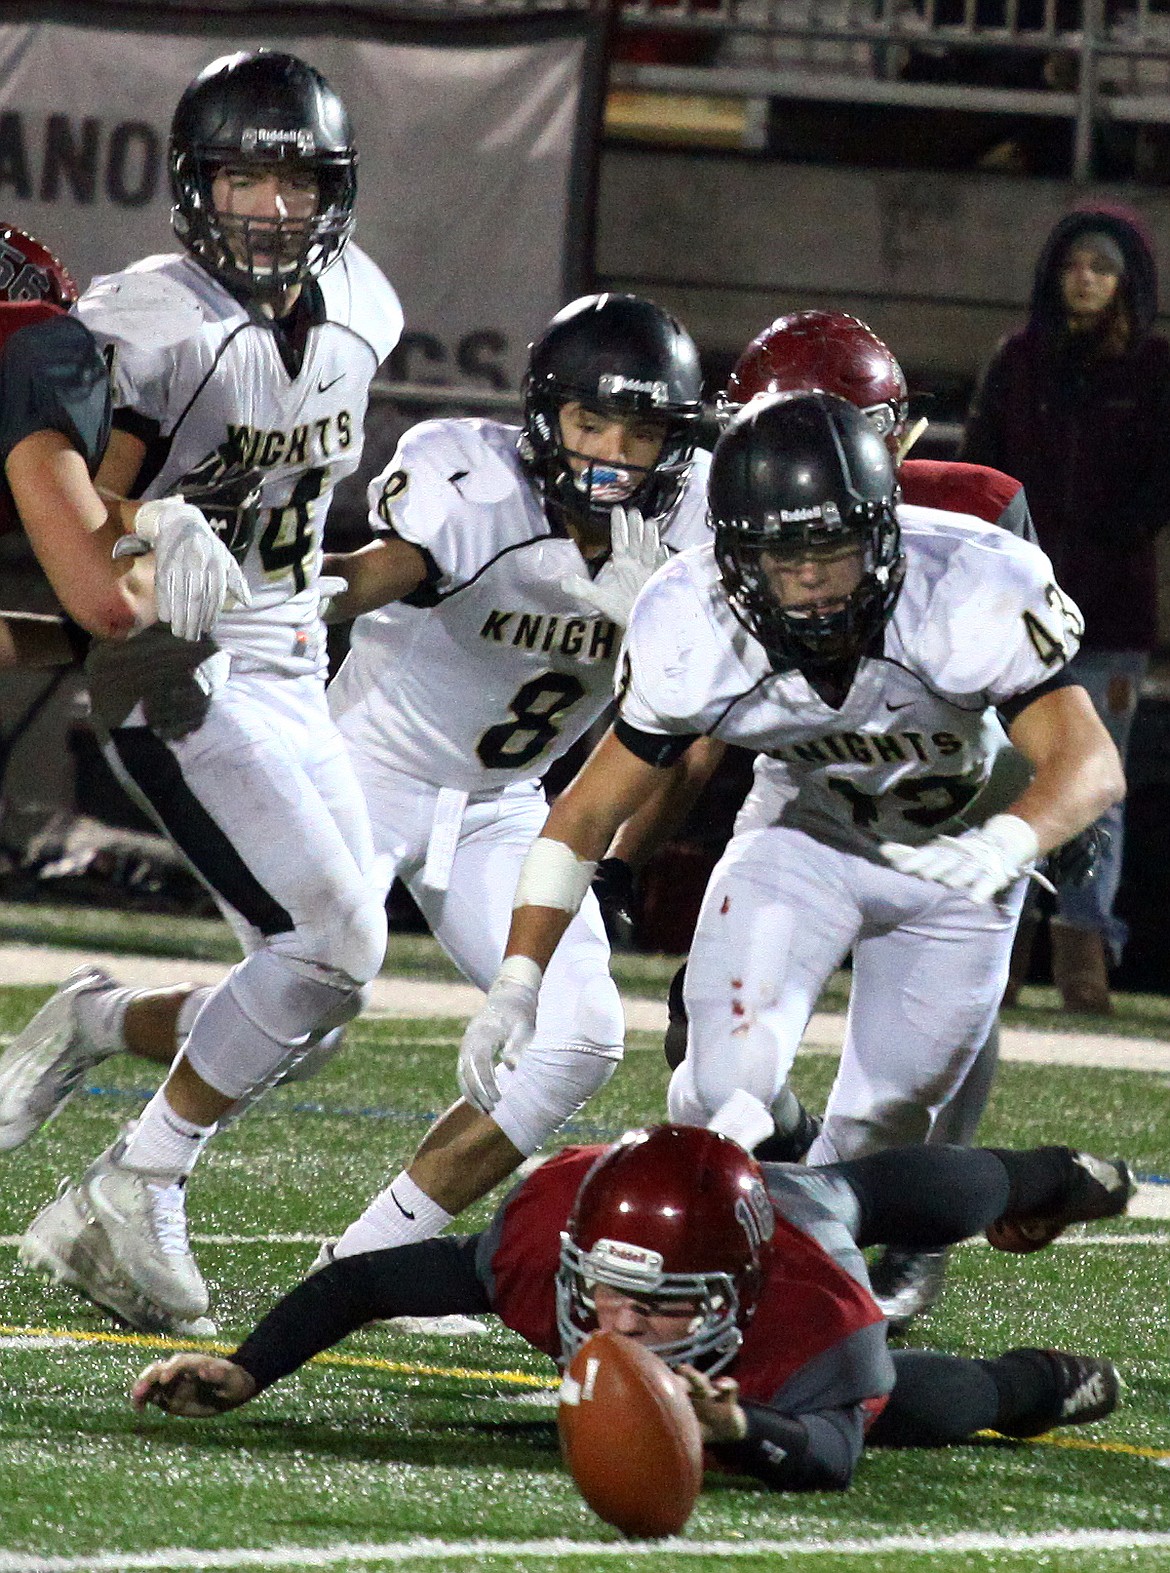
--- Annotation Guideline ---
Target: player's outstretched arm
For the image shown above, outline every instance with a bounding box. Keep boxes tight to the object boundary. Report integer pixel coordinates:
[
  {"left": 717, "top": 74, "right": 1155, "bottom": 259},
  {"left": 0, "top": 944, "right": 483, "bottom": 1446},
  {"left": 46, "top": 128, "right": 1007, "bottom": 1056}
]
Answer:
[
  {"left": 132, "top": 1353, "right": 257, "bottom": 1417},
  {"left": 457, "top": 727, "right": 666, "bottom": 1112}
]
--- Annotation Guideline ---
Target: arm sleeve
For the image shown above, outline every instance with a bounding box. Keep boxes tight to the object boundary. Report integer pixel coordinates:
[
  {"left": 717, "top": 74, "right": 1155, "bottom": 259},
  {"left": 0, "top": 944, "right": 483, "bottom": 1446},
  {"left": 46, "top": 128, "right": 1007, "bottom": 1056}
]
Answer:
[
  {"left": 0, "top": 316, "right": 111, "bottom": 473},
  {"left": 230, "top": 1236, "right": 490, "bottom": 1394},
  {"left": 710, "top": 1403, "right": 862, "bottom": 1491}
]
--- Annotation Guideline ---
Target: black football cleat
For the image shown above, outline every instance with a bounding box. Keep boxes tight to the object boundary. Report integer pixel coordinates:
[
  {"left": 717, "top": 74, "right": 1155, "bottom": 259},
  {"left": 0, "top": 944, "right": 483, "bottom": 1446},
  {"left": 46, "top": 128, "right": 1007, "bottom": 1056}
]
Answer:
[
  {"left": 753, "top": 1101, "right": 823, "bottom": 1164},
  {"left": 988, "top": 1152, "right": 1133, "bottom": 1253},
  {"left": 869, "top": 1246, "right": 950, "bottom": 1334},
  {"left": 993, "top": 1348, "right": 1122, "bottom": 1438}
]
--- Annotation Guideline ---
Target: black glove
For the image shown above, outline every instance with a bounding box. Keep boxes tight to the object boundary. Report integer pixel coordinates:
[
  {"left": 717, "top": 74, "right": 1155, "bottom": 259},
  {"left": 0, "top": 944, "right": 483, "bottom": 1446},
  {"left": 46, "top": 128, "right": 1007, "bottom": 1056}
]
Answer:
[
  {"left": 1045, "top": 823, "right": 1111, "bottom": 889},
  {"left": 591, "top": 857, "right": 638, "bottom": 950}
]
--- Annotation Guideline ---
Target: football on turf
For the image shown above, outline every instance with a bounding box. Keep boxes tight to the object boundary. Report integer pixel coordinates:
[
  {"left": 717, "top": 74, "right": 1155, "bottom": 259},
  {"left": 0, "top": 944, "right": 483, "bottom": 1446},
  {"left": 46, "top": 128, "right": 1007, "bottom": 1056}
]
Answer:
[{"left": 557, "top": 1330, "right": 704, "bottom": 1537}]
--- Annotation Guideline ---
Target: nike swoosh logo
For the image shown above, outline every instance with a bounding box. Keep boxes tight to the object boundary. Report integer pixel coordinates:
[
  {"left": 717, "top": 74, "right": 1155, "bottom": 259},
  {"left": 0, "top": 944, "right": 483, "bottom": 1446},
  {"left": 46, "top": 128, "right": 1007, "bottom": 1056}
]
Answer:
[
  {"left": 885, "top": 700, "right": 914, "bottom": 712},
  {"left": 89, "top": 1174, "right": 129, "bottom": 1227},
  {"left": 391, "top": 1189, "right": 416, "bottom": 1221},
  {"left": 317, "top": 373, "right": 344, "bottom": 395}
]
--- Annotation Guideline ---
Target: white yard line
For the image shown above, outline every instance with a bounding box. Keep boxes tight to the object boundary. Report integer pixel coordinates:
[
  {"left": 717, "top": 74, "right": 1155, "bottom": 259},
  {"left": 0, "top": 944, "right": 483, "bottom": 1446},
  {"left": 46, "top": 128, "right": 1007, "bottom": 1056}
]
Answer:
[
  {"left": 6, "top": 1529, "right": 1170, "bottom": 1571},
  {"left": 3, "top": 943, "right": 1170, "bottom": 1070}
]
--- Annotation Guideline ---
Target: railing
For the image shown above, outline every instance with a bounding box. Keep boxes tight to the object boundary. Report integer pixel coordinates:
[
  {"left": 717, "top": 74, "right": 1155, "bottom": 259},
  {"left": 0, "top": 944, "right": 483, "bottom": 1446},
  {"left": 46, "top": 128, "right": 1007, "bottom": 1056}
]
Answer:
[{"left": 609, "top": 0, "right": 1170, "bottom": 178}]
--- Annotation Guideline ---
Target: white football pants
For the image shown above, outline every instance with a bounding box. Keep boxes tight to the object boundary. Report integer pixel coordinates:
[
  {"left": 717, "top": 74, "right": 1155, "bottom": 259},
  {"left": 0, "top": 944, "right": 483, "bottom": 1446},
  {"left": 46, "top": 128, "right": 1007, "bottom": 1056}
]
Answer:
[
  {"left": 667, "top": 824, "right": 1024, "bottom": 1164},
  {"left": 104, "top": 668, "right": 385, "bottom": 1098},
  {"left": 349, "top": 752, "right": 623, "bottom": 1154}
]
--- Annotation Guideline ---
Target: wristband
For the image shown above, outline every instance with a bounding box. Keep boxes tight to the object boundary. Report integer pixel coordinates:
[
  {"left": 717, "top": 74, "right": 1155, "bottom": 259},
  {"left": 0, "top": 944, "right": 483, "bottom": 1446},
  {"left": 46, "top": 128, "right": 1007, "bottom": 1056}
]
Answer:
[{"left": 497, "top": 954, "right": 543, "bottom": 991}]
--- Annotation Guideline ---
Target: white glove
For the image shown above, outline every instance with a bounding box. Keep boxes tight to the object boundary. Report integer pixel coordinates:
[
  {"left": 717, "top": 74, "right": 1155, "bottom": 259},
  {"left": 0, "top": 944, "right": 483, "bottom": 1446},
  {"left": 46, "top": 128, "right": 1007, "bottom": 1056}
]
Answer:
[
  {"left": 561, "top": 506, "right": 668, "bottom": 626},
  {"left": 457, "top": 956, "right": 541, "bottom": 1113},
  {"left": 127, "top": 498, "right": 252, "bottom": 641},
  {"left": 316, "top": 575, "right": 348, "bottom": 621},
  {"left": 880, "top": 813, "right": 1040, "bottom": 903}
]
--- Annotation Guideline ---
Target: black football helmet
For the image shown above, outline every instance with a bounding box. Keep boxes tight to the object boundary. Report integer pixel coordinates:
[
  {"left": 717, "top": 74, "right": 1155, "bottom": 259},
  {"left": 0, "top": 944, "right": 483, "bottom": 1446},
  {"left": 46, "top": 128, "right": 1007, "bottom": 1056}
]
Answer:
[
  {"left": 519, "top": 293, "right": 704, "bottom": 531},
  {"left": 711, "top": 390, "right": 904, "bottom": 672},
  {"left": 170, "top": 50, "right": 357, "bottom": 298}
]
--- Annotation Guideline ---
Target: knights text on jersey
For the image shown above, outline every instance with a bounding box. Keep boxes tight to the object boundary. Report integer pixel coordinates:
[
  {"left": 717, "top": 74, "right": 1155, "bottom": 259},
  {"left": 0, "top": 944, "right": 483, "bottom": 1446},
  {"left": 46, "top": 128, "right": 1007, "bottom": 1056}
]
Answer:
[
  {"left": 328, "top": 419, "right": 711, "bottom": 790},
  {"left": 617, "top": 505, "right": 1083, "bottom": 855},
  {"left": 76, "top": 249, "right": 403, "bottom": 676},
  {"left": 476, "top": 1145, "right": 892, "bottom": 1415},
  {"left": 0, "top": 307, "right": 111, "bottom": 535}
]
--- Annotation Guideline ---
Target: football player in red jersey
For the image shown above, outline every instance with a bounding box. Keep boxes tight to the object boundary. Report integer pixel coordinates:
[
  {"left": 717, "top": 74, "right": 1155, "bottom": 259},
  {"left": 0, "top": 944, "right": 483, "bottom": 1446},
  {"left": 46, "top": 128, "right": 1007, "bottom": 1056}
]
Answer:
[
  {"left": 0, "top": 225, "right": 146, "bottom": 662},
  {"left": 725, "top": 310, "right": 1037, "bottom": 541},
  {"left": 132, "top": 1126, "right": 1128, "bottom": 1492},
  {"left": 0, "top": 225, "right": 245, "bottom": 664}
]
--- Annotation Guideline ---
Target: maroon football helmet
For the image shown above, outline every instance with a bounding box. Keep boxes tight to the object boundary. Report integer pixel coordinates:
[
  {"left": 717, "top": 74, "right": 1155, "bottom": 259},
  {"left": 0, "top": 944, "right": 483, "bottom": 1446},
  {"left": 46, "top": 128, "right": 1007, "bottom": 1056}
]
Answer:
[
  {"left": 557, "top": 1125, "right": 776, "bottom": 1375},
  {"left": 0, "top": 227, "right": 78, "bottom": 309},
  {"left": 726, "top": 310, "right": 908, "bottom": 458}
]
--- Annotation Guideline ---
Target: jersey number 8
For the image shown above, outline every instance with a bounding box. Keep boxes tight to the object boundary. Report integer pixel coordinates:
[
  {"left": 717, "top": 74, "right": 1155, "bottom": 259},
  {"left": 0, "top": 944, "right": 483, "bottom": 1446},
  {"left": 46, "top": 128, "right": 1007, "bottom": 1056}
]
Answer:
[{"left": 477, "top": 672, "right": 588, "bottom": 770}]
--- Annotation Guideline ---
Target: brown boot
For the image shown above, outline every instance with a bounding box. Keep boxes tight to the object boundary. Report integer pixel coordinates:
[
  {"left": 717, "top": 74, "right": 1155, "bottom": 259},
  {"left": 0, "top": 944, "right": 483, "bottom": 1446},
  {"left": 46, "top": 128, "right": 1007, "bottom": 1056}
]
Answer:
[
  {"left": 1050, "top": 921, "right": 1113, "bottom": 1015},
  {"left": 1002, "top": 912, "right": 1041, "bottom": 1008}
]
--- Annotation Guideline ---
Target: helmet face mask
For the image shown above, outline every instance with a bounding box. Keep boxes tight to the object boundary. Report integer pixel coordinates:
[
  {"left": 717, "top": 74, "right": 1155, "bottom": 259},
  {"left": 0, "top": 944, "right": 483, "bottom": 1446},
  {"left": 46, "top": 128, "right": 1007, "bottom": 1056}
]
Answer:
[
  {"left": 0, "top": 227, "right": 78, "bottom": 309},
  {"left": 555, "top": 1126, "right": 775, "bottom": 1377},
  {"left": 170, "top": 51, "right": 357, "bottom": 300},
  {"left": 520, "top": 294, "right": 704, "bottom": 533},
  {"left": 726, "top": 310, "right": 909, "bottom": 460},
  {"left": 711, "top": 391, "right": 905, "bottom": 674}
]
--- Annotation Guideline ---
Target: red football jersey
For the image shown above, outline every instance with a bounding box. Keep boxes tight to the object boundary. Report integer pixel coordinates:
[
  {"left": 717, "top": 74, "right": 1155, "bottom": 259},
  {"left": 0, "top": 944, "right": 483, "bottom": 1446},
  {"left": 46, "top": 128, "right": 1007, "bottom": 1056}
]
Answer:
[
  {"left": 900, "top": 458, "right": 1030, "bottom": 537},
  {"left": 483, "top": 1145, "right": 890, "bottom": 1414}
]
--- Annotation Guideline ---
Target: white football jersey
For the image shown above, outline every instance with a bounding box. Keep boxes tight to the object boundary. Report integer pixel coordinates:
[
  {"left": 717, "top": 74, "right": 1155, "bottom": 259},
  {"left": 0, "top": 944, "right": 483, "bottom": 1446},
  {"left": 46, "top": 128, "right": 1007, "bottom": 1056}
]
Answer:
[
  {"left": 617, "top": 505, "right": 1083, "bottom": 856},
  {"left": 78, "top": 248, "right": 403, "bottom": 676},
  {"left": 329, "top": 418, "right": 711, "bottom": 790}
]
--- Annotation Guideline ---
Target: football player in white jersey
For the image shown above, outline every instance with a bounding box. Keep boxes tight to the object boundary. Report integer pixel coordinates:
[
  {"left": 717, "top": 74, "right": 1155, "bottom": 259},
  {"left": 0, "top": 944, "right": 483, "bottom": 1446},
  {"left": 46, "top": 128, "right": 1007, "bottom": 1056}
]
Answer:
[
  {"left": 455, "top": 390, "right": 1124, "bottom": 1200},
  {"left": 0, "top": 295, "right": 708, "bottom": 1291},
  {"left": 8, "top": 50, "right": 402, "bottom": 1335}
]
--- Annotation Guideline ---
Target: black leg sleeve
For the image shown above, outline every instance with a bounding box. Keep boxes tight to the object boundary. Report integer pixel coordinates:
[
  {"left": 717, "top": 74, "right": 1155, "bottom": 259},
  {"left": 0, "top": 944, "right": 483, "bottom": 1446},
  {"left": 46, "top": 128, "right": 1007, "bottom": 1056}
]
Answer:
[
  {"left": 834, "top": 1146, "right": 1012, "bottom": 1249},
  {"left": 231, "top": 1235, "right": 490, "bottom": 1395},
  {"left": 869, "top": 1350, "right": 1001, "bottom": 1448}
]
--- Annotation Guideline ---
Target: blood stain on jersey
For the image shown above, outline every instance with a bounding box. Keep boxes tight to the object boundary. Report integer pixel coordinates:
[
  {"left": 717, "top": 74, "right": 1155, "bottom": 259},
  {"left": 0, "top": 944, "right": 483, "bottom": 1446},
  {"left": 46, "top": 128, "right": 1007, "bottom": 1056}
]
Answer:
[{"left": 720, "top": 895, "right": 731, "bottom": 915}]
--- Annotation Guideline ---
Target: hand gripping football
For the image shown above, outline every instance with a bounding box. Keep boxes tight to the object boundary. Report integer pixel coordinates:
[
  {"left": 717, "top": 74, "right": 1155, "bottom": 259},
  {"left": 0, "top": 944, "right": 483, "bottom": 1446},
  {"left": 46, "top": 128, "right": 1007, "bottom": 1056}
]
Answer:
[{"left": 557, "top": 1331, "right": 704, "bottom": 1538}]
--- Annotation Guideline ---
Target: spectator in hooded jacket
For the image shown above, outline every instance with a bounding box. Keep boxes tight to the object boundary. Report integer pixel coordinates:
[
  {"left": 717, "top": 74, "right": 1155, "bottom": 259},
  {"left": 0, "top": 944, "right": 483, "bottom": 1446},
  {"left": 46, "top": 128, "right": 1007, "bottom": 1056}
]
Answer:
[{"left": 961, "top": 205, "right": 1170, "bottom": 1015}]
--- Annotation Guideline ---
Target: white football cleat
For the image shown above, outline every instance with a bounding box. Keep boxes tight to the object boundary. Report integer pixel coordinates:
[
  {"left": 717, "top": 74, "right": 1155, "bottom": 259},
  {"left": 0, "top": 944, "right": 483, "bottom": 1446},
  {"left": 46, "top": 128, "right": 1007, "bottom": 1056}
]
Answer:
[
  {"left": 0, "top": 966, "right": 119, "bottom": 1151},
  {"left": 20, "top": 1173, "right": 214, "bottom": 1336},
  {"left": 21, "top": 1129, "right": 211, "bottom": 1331}
]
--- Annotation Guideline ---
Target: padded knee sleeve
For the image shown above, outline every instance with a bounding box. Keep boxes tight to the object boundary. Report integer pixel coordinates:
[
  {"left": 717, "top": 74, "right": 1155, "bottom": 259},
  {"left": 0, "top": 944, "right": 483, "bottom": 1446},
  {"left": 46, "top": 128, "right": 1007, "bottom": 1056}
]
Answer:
[
  {"left": 270, "top": 889, "right": 388, "bottom": 986},
  {"left": 183, "top": 948, "right": 364, "bottom": 1100},
  {"left": 491, "top": 1040, "right": 622, "bottom": 1157}
]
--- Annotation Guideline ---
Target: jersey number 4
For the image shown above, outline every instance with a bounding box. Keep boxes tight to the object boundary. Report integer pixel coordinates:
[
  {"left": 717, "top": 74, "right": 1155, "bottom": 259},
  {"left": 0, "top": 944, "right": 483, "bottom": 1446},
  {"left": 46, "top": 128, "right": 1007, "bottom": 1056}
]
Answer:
[
  {"left": 477, "top": 672, "right": 588, "bottom": 770},
  {"left": 259, "top": 468, "right": 328, "bottom": 591}
]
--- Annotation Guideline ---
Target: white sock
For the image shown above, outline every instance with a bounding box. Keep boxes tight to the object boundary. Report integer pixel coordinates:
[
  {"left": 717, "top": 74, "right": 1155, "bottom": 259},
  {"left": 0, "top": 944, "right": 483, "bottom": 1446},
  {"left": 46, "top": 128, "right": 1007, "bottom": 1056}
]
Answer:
[
  {"left": 73, "top": 987, "right": 138, "bottom": 1061},
  {"left": 118, "top": 1090, "right": 215, "bottom": 1179},
  {"left": 334, "top": 1172, "right": 453, "bottom": 1256}
]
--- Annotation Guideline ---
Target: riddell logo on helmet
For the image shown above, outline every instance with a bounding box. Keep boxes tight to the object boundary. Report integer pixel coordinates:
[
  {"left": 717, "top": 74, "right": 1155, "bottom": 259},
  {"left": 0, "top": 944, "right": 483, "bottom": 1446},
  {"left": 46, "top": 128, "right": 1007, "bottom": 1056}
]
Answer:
[
  {"left": 598, "top": 373, "right": 670, "bottom": 405},
  {"left": 240, "top": 127, "right": 317, "bottom": 156},
  {"left": 588, "top": 1238, "right": 664, "bottom": 1280},
  {"left": 777, "top": 501, "right": 842, "bottom": 525}
]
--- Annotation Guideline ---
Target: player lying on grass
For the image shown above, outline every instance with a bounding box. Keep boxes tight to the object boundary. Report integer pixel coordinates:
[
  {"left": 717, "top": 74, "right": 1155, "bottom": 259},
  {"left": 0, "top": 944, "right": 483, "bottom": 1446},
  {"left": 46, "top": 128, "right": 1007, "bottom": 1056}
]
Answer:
[{"left": 133, "top": 1125, "right": 1131, "bottom": 1492}]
